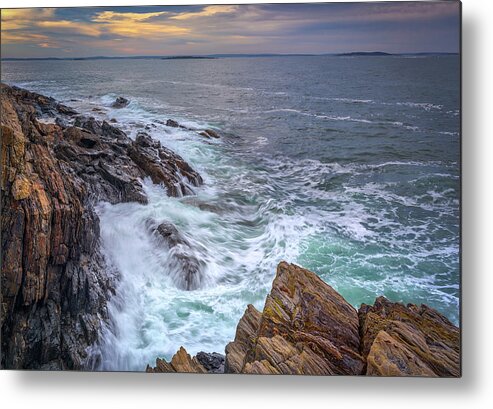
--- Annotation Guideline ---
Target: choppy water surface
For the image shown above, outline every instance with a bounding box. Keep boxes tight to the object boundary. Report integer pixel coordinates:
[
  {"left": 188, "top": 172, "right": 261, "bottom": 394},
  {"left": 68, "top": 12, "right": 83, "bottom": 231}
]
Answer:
[{"left": 2, "top": 56, "right": 460, "bottom": 370}]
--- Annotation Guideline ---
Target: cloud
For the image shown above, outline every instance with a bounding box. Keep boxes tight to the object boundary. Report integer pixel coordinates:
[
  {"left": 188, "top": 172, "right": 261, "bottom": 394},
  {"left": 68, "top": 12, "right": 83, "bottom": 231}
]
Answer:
[
  {"left": 92, "top": 10, "right": 168, "bottom": 23},
  {"left": 91, "top": 10, "right": 189, "bottom": 38},
  {"left": 37, "top": 20, "right": 101, "bottom": 37},
  {"left": 1, "top": 8, "right": 55, "bottom": 31},
  {"left": 170, "top": 5, "right": 238, "bottom": 20},
  {"left": 1, "top": 3, "right": 460, "bottom": 58}
]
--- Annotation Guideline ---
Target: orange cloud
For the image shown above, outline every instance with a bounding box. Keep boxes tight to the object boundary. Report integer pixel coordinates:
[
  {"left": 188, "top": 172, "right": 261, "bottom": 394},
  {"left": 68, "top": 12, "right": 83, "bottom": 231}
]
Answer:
[
  {"left": 91, "top": 10, "right": 189, "bottom": 38},
  {"left": 170, "top": 5, "right": 238, "bottom": 20},
  {"left": 37, "top": 20, "right": 101, "bottom": 37},
  {"left": 1, "top": 8, "right": 55, "bottom": 31},
  {"left": 93, "top": 10, "right": 168, "bottom": 23}
]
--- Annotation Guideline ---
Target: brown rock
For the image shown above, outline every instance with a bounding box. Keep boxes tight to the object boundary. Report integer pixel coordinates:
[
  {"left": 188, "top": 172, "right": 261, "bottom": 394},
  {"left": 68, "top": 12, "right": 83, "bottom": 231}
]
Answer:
[
  {"left": 359, "top": 296, "right": 460, "bottom": 377},
  {"left": 1, "top": 83, "right": 204, "bottom": 370},
  {"left": 365, "top": 328, "right": 436, "bottom": 377},
  {"left": 11, "top": 176, "right": 31, "bottom": 200},
  {"left": 146, "top": 347, "right": 207, "bottom": 374},
  {"left": 224, "top": 304, "right": 262, "bottom": 373},
  {"left": 225, "top": 262, "right": 365, "bottom": 375}
]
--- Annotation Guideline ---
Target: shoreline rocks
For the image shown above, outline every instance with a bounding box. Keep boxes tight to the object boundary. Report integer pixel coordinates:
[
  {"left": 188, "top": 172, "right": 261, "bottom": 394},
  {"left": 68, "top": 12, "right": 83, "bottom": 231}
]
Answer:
[
  {"left": 111, "top": 97, "right": 129, "bottom": 108},
  {"left": 165, "top": 118, "right": 220, "bottom": 140},
  {"left": 147, "top": 262, "right": 460, "bottom": 377},
  {"left": 1, "top": 84, "right": 203, "bottom": 369}
]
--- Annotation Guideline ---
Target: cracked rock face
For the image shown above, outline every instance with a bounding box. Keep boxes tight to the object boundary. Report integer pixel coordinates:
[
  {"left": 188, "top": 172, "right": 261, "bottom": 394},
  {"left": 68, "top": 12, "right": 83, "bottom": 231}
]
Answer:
[
  {"left": 358, "top": 296, "right": 460, "bottom": 377},
  {"left": 1, "top": 84, "right": 203, "bottom": 369},
  {"left": 225, "top": 262, "right": 365, "bottom": 375}
]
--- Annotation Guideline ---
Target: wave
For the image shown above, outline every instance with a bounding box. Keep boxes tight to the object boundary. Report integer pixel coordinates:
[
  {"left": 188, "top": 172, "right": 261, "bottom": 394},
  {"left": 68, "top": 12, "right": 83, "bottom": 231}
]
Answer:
[{"left": 309, "top": 95, "right": 444, "bottom": 111}]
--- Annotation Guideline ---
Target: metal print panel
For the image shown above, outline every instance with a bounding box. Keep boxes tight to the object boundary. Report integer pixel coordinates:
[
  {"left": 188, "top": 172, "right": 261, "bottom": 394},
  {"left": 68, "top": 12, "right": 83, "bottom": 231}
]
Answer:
[{"left": 0, "top": 1, "right": 461, "bottom": 376}]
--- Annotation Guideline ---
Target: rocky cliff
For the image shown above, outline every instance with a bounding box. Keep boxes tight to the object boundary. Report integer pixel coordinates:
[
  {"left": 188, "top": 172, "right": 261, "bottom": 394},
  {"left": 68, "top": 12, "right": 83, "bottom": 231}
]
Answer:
[
  {"left": 1, "top": 84, "right": 202, "bottom": 369},
  {"left": 147, "top": 262, "right": 460, "bottom": 377}
]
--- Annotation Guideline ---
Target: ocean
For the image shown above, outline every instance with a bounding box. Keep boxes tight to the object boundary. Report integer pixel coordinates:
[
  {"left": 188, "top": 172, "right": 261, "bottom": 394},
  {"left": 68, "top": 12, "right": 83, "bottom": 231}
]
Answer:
[{"left": 1, "top": 55, "right": 460, "bottom": 371}]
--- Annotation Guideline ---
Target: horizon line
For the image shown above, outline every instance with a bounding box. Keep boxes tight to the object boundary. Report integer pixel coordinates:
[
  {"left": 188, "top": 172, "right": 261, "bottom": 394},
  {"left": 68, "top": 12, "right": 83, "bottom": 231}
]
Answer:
[{"left": 1, "top": 51, "right": 460, "bottom": 61}]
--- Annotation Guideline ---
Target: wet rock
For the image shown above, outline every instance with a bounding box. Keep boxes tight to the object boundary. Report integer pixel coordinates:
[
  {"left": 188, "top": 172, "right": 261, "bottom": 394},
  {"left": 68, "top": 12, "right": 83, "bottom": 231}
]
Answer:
[
  {"left": 358, "top": 296, "right": 460, "bottom": 377},
  {"left": 166, "top": 119, "right": 180, "bottom": 128},
  {"left": 195, "top": 352, "right": 225, "bottom": 373},
  {"left": 1, "top": 83, "right": 204, "bottom": 369},
  {"left": 111, "top": 97, "right": 129, "bottom": 108},
  {"left": 146, "top": 347, "right": 207, "bottom": 374},
  {"left": 1, "top": 84, "right": 113, "bottom": 369},
  {"left": 147, "top": 219, "right": 205, "bottom": 290},
  {"left": 150, "top": 220, "right": 186, "bottom": 248},
  {"left": 129, "top": 131, "right": 203, "bottom": 197},
  {"left": 199, "top": 129, "right": 220, "bottom": 139},
  {"left": 74, "top": 116, "right": 102, "bottom": 135},
  {"left": 221, "top": 262, "right": 460, "bottom": 377}
]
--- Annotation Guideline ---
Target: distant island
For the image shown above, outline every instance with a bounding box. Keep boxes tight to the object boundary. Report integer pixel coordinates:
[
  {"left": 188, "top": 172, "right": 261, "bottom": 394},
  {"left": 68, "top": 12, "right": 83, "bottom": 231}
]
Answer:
[
  {"left": 161, "top": 56, "right": 216, "bottom": 60},
  {"left": 2, "top": 52, "right": 458, "bottom": 62},
  {"left": 337, "top": 51, "right": 393, "bottom": 56}
]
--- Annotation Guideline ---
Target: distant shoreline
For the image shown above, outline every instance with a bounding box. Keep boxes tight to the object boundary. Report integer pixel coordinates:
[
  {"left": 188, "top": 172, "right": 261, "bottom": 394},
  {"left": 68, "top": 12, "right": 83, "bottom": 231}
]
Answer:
[{"left": 2, "top": 52, "right": 459, "bottom": 62}]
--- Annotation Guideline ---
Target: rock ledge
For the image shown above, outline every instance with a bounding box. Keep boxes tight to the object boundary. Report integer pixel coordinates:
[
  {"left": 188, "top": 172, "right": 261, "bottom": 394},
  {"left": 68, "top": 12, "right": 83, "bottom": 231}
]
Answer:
[{"left": 147, "top": 262, "right": 460, "bottom": 377}]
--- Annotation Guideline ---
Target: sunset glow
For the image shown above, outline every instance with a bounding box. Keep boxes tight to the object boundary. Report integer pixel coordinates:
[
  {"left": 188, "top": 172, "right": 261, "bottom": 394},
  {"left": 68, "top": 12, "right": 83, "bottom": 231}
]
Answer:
[{"left": 1, "top": 3, "right": 460, "bottom": 58}]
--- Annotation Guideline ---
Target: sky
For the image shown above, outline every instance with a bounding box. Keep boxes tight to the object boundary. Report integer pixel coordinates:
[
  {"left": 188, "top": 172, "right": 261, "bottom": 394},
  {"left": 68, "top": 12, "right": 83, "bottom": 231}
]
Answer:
[{"left": 1, "top": 2, "right": 460, "bottom": 58}]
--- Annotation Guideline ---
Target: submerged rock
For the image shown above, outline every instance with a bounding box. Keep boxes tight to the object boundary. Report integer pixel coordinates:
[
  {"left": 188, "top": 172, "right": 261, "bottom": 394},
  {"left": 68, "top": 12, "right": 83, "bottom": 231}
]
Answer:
[
  {"left": 199, "top": 129, "right": 220, "bottom": 139},
  {"left": 166, "top": 119, "right": 181, "bottom": 128},
  {"left": 146, "top": 219, "right": 205, "bottom": 290},
  {"left": 111, "top": 96, "right": 129, "bottom": 108}
]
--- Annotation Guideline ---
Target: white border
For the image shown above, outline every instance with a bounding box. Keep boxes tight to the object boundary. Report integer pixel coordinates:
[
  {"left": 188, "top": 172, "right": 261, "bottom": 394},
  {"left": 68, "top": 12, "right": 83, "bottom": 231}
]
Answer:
[{"left": 2, "top": 1, "right": 492, "bottom": 409}]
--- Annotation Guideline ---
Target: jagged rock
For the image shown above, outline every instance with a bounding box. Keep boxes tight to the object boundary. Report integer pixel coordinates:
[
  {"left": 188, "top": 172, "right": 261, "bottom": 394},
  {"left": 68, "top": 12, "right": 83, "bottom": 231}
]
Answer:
[
  {"left": 195, "top": 352, "right": 225, "bottom": 373},
  {"left": 129, "top": 131, "right": 203, "bottom": 197},
  {"left": 146, "top": 347, "right": 207, "bottom": 374},
  {"left": 1, "top": 83, "right": 204, "bottom": 369},
  {"left": 199, "top": 129, "right": 220, "bottom": 139},
  {"left": 1, "top": 84, "right": 111, "bottom": 369},
  {"left": 224, "top": 304, "right": 262, "bottom": 373},
  {"left": 225, "top": 262, "right": 365, "bottom": 375},
  {"left": 111, "top": 97, "right": 129, "bottom": 108},
  {"left": 358, "top": 296, "right": 460, "bottom": 377},
  {"left": 145, "top": 264, "right": 459, "bottom": 377},
  {"left": 221, "top": 262, "right": 461, "bottom": 377}
]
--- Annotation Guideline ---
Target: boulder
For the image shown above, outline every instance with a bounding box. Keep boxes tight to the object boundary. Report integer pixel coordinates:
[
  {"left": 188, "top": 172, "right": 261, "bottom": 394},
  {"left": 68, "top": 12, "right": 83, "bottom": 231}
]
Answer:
[
  {"left": 195, "top": 352, "right": 225, "bottom": 373},
  {"left": 146, "top": 219, "right": 205, "bottom": 290},
  {"left": 166, "top": 119, "right": 180, "bottom": 128},
  {"left": 111, "top": 97, "right": 129, "bottom": 108}
]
